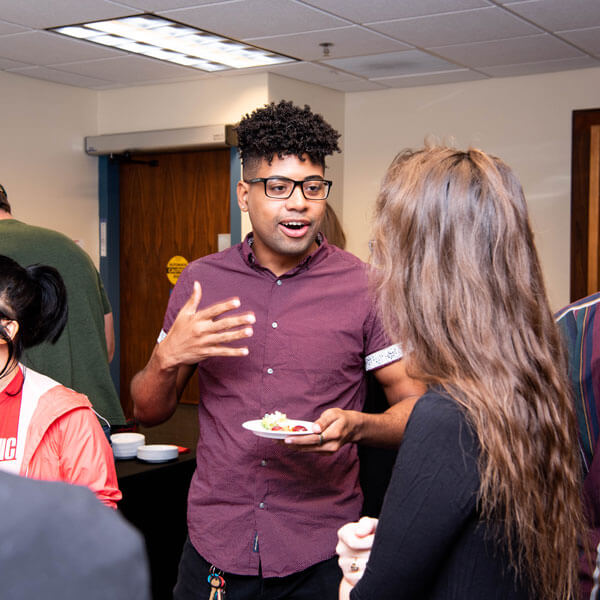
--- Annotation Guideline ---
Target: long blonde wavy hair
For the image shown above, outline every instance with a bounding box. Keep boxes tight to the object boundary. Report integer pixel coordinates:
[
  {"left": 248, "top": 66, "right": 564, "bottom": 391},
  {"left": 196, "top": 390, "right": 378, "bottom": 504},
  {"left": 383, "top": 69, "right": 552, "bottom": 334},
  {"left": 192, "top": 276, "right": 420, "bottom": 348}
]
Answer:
[{"left": 371, "top": 146, "right": 585, "bottom": 599}]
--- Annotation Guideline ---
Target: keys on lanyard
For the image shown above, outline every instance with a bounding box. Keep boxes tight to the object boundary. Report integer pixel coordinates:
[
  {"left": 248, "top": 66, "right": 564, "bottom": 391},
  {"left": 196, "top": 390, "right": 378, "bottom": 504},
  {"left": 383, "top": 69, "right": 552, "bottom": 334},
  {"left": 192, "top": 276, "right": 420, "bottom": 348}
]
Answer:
[{"left": 208, "top": 566, "right": 226, "bottom": 600}]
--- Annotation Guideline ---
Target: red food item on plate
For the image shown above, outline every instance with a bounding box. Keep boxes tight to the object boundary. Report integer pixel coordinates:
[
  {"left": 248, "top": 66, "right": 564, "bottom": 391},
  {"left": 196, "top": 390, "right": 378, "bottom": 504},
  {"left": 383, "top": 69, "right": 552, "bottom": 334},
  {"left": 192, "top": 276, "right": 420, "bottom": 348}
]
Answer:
[{"left": 292, "top": 425, "right": 308, "bottom": 432}]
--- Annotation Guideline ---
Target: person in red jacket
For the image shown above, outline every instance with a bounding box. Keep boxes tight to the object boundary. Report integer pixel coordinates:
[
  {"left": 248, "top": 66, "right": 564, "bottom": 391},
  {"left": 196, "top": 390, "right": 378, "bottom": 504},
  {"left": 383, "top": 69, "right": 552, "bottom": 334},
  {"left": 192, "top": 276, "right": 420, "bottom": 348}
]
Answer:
[{"left": 0, "top": 254, "right": 120, "bottom": 508}]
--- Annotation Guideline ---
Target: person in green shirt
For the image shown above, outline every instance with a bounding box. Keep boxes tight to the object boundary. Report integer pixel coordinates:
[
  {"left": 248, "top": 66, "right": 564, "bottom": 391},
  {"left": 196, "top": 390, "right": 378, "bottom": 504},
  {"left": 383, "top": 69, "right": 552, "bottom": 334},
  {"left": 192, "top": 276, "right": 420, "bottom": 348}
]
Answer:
[{"left": 0, "top": 183, "right": 125, "bottom": 427}]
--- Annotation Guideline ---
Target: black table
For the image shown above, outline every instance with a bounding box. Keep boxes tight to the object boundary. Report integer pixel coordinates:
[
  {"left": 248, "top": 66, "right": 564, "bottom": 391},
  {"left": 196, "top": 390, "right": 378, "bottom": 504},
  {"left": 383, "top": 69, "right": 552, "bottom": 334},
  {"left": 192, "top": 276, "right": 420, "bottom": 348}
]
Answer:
[{"left": 117, "top": 451, "right": 196, "bottom": 600}]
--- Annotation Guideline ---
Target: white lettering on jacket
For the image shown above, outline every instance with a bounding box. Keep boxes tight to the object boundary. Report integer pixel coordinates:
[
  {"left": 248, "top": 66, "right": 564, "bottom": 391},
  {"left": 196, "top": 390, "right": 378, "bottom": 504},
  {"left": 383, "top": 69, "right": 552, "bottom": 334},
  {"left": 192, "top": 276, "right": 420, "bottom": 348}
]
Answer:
[{"left": 0, "top": 437, "right": 17, "bottom": 460}]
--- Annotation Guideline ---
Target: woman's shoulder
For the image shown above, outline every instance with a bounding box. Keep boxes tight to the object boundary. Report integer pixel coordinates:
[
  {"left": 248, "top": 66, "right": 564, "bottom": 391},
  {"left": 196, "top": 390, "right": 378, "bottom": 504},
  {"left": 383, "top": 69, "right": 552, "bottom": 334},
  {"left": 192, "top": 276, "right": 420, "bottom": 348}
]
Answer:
[
  {"left": 407, "top": 388, "right": 476, "bottom": 449},
  {"left": 23, "top": 366, "right": 91, "bottom": 410},
  {"left": 411, "top": 388, "right": 465, "bottom": 423}
]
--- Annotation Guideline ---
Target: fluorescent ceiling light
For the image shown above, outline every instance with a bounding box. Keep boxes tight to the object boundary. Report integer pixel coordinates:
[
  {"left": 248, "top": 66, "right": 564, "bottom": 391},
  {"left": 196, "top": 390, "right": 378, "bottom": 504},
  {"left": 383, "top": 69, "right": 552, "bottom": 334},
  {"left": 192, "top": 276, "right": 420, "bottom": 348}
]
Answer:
[{"left": 49, "top": 14, "right": 295, "bottom": 72}]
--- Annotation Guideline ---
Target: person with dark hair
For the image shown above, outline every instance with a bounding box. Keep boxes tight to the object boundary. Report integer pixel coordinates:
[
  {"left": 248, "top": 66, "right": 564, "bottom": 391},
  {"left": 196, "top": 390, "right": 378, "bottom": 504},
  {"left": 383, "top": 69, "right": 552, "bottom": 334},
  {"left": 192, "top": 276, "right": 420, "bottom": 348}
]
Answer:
[
  {"left": 0, "top": 186, "right": 125, "bottom": 429},
  {"left": 336, "top": 146, "right": 584, "bottom": 599},
  {"left": 132, "top": 100, "right": 423, "bottom": 600},
  {"left": 0, "top": 255, "right": 121, "bottom": 508}
]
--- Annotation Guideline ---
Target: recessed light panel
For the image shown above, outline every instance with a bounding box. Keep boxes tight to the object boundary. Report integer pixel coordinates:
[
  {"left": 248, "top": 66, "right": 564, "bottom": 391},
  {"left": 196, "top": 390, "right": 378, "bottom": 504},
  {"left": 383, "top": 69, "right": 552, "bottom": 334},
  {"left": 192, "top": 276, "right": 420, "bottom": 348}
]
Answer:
[{"left": 49, "top": 14, "right": 295, "bottom": 72}]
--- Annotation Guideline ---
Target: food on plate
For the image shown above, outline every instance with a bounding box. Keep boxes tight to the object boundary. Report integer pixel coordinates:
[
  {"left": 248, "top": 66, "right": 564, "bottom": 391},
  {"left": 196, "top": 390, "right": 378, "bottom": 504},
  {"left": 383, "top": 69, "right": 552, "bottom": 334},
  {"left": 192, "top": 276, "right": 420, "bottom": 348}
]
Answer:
[{"left": 261, "top": 411, "right": 308, "bottom": 432}]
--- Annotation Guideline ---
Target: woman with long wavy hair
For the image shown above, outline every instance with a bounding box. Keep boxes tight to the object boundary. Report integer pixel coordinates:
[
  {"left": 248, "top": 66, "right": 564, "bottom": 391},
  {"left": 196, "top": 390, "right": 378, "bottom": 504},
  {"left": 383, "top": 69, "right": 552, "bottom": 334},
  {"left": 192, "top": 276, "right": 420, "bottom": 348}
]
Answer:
[{"left": 336, "top": 146, "right": 585, "bottom": 599}]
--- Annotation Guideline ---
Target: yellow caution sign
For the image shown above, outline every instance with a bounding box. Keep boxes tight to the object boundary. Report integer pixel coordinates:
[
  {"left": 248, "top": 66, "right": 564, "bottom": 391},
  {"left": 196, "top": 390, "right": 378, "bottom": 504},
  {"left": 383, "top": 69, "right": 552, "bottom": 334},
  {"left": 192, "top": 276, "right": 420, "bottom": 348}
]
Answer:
[{"left": 166, "top": 255, "right": 188, "bottom": 285}]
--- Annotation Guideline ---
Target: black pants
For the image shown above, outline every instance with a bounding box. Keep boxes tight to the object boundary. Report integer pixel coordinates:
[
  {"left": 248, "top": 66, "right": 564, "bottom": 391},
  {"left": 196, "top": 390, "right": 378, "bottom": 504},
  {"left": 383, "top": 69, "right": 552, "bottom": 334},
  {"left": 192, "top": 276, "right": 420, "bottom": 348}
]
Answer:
[{"left": 173, "top": 537, "right": 342, "bottom": 600}]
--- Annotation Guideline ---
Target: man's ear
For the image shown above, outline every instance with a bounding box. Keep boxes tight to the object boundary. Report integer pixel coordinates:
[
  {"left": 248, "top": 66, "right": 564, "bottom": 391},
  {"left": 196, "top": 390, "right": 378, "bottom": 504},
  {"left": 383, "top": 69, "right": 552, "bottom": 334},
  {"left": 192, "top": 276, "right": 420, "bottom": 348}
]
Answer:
[
  {"left": 0, "top": 320, "right": 18, "bottom": 342},
  {"left": 237, "top": 180, "right": 250, "bottom": 213}
]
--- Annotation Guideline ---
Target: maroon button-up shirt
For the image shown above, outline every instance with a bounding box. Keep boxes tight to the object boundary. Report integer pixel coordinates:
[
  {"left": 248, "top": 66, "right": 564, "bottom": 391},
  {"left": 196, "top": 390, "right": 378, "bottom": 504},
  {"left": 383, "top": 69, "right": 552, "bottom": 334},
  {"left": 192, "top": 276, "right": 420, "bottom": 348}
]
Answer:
[{"left": 160, "top": 235, "right": 400, "bottom": 577}]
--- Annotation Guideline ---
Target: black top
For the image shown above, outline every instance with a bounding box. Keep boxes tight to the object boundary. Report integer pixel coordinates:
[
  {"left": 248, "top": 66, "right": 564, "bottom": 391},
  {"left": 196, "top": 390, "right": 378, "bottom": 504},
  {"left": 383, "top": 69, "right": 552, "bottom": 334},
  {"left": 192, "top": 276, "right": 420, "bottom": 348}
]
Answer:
[{"left": 351, "top": 391, "right": 532, "bottom": 600}]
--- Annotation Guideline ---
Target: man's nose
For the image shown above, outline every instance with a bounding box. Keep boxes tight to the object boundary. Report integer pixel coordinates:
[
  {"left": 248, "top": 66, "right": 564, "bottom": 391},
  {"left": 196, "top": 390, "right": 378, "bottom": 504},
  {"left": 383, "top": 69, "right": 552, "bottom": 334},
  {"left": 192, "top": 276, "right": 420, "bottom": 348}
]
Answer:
[{"left": 284, "top": 183, "right": 307, "bottom": 210}]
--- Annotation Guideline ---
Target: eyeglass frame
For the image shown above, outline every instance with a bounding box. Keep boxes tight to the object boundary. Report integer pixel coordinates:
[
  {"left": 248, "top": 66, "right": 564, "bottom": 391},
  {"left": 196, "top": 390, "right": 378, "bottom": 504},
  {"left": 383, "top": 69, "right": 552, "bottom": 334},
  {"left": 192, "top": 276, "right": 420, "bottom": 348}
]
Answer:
[{"left": 243, "top": 176, "right": 333, "bottom": 200}]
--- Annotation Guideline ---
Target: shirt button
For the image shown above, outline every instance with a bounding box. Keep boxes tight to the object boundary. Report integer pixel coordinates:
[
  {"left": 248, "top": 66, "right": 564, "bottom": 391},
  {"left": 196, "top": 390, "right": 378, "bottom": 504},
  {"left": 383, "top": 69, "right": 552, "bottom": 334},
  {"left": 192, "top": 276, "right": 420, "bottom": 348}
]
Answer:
[
  {"left": 267, "top": 368, "right": 273, "bottom": 374},
  {"left": 261, "top": 460, "right": 267, "bottom": 467},
  {"left": 276, "top": 280, "right": 282, "bottom": 286},
  {"left": 259, "top": 502, "right": 265, "bottom": 509},
  {"left": 272, "top": 322, "right": 278, "bottom": 328}
]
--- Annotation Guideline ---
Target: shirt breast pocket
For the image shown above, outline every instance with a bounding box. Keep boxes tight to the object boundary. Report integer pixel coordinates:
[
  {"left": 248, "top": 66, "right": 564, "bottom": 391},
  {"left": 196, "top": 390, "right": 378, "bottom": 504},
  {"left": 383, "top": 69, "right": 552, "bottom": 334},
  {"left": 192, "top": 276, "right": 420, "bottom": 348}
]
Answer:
[{"left": 281, "top": 322, "right": 364, "bottom": 406}]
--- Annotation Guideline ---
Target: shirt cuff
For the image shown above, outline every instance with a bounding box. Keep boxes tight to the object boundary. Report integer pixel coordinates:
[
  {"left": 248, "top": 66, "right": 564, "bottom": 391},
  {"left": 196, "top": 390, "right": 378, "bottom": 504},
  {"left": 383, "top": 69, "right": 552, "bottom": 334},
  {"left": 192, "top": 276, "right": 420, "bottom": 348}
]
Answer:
[
  {"left": 157, "top": 329, "right": 167, "bottom": 343},
  {"left": 365, "top": 344, "right": 403, "bottom": 371}
]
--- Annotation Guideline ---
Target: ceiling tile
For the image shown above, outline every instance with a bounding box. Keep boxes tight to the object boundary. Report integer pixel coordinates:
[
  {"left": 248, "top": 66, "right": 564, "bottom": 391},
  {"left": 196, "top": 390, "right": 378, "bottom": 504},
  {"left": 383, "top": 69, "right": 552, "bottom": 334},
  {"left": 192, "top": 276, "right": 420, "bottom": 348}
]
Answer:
[
  {"left": 0, "top": 20, "right": 29, "bottom": 35},
  {"left": 558, "top": 27, "right": 600, "bottom": 56},
  {"left": 0, "top": 57, "right": 29, "bottom": 69},
  {"left": 368, "top": 7, "right": 540, "bottom": 47},
  {"left": 0, "top": 31, "right": 123, "bottom": 65},
  {"left": 431, "top": 33, "right": 584, "bottom": 67},
  {"left": 159, "top": 0, "right": 349, "bottom": 39},
  {"left": 504, "top": 0, "right": 600, "bottom": 32},
  {"left": 373, "top": 68, "right": 487, "bottom": 88},
  {"left": 299, "top": 0, "right": 489, "bottom": 23},
  {"left": 247, "top": 26, "right": 410, "bottom": 61},
  {"left": 266, "top": 61, "right": 358, "bottom": 85},
  {"left": 211, "top": 63, "right": 282, "bottom": 78},
  {"left": 322, "top": 50, "right": 461, "bottom": 79},
  {"left": 50, "top": 54, "right": 209, "bottom": 84},
  {"left": 6, "top": 64, "right": 113, "bottom": 88},
  {"left": 322, "top": 78, "right": 388, "bottom": 92},
  {"left": 119, "top": 0, "right": 233, "bottom": 10},
  {"left": 0, "top": 0, "right": 138, "bottom": 29},
  {"left": 478, "top": 55, "right": 600, "bottom": 77}
]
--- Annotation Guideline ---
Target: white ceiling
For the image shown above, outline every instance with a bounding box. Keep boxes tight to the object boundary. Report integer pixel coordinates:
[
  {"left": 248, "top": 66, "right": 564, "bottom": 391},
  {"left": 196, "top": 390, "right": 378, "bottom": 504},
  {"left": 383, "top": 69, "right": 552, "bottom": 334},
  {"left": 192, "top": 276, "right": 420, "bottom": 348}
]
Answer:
[{"left": 0, "top": 0, "right": 599, "bottom": 92}]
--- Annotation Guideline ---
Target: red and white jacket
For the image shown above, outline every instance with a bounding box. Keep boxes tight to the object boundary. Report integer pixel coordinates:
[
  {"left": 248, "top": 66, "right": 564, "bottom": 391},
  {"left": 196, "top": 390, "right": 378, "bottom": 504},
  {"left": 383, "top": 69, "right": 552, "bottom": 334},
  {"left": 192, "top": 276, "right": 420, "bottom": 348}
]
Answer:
[{"left": 17, "top": 366, "right": 121, "bottom": 509}]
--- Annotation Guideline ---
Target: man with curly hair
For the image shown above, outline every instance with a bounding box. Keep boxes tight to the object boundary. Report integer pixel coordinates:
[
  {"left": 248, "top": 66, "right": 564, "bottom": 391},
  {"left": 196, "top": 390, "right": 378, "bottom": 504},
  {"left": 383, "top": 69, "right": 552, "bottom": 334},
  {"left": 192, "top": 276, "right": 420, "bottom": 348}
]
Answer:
[{"left": 132, "top": 100, "right": 423, "bottom": 600}]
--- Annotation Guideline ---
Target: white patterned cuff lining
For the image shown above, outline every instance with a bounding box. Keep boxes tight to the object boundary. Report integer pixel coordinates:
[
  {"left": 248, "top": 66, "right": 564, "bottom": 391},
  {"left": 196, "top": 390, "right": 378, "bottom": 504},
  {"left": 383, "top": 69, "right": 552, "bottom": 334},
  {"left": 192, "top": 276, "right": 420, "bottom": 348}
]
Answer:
[
  {"left": 365, "top": 344, "right": 403, "bottom": 371},
  {"left": 157, "top": 329, "right": 167, "bottom": 343}
]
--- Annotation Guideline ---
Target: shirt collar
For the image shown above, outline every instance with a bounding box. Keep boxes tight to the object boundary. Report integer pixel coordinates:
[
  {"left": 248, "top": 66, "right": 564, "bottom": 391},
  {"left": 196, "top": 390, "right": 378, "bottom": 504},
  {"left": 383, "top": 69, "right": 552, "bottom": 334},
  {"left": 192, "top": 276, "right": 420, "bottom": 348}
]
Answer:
[{"left": 240, "top": 232, "right": 329, "bottom": 276}]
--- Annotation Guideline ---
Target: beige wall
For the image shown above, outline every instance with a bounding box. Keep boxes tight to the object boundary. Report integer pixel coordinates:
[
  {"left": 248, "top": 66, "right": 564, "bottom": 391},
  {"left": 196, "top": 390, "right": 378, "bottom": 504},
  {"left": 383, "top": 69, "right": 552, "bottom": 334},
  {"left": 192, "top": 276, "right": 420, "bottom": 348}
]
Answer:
[
  {"left": 0, "top": 70, "right": 99, "bottom": 262},
  {"left": 344, "top": 66, "right": 600, "bottom": 310},
  {"left": 96, "top": 73, "right": 269, "bottom": 133}
]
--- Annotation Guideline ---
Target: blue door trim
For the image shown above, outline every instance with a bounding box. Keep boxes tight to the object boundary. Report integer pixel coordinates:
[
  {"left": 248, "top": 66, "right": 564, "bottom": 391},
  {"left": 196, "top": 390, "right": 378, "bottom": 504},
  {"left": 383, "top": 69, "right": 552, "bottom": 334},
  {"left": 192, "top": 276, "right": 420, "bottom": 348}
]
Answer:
[{"left": 98, "top": 155, "right": 120, "bottom": 393}]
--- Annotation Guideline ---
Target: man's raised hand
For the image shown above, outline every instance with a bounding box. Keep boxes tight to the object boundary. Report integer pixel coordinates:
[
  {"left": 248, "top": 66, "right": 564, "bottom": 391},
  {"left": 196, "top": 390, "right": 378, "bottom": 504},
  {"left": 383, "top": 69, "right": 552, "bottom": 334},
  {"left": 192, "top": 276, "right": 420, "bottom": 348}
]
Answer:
[{"left": 158, "top": 281, "right": 255, "bottom": 369}]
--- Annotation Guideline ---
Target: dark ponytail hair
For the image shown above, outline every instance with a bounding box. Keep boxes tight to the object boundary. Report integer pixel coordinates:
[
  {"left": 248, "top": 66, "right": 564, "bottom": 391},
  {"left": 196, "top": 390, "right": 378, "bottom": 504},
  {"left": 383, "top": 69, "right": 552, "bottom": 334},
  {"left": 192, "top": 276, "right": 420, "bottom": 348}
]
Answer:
[{"left": 0, "top": 255, "right": 68, "bottom": 377}]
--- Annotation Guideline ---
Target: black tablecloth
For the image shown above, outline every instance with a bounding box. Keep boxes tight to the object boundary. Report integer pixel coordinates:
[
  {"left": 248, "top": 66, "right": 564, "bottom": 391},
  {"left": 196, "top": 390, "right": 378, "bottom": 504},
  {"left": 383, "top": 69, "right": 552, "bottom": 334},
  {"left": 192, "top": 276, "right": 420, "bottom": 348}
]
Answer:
[{"left": 117, "top": 452, "right": 196, "bottom": 600}]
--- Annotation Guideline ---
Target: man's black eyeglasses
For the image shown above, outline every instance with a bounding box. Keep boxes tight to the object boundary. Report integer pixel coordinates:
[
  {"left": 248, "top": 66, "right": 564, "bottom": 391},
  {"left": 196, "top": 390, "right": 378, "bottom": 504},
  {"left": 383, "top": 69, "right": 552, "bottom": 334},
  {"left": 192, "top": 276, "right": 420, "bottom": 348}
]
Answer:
[{"left": 244, "top": 177, "right": 332, "bottom": 200}]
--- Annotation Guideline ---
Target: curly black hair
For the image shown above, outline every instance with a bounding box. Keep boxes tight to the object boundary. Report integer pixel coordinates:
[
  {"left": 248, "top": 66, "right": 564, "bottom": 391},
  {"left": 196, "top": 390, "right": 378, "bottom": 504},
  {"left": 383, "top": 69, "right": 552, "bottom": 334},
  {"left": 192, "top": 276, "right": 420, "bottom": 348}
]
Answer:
[{"left": 235, "top": 100, "right": 341, "bottom": 174}]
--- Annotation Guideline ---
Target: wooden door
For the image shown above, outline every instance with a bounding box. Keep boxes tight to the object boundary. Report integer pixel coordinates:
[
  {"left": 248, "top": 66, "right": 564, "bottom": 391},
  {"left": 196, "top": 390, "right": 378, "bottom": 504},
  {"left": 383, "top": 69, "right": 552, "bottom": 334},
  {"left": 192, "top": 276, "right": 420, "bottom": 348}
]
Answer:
[
  {"left": 571, "top": 109, "right": 600, "bottom": 301},
  {"left": 119, "top": 149, "right": 230, "bottom": 418}
]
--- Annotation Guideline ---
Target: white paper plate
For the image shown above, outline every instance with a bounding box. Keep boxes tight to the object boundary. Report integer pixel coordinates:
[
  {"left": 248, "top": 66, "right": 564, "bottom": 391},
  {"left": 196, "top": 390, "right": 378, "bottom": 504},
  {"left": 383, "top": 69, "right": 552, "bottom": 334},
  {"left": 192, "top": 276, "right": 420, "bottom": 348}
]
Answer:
[
  {"left": 111, "top": 432, "right": 145, "bottom": 445},
  {"left": 136, "top": 444, "right": 179, "bottom": 463},
  {"left": 111, "top": 432, "right": 145, "bottom": 459},
  {"left": 113, "top": 449, "right": 140, "bottom": 459},
  {"left": 242, "top": 419, "right": 314, "bottom": 439}
]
